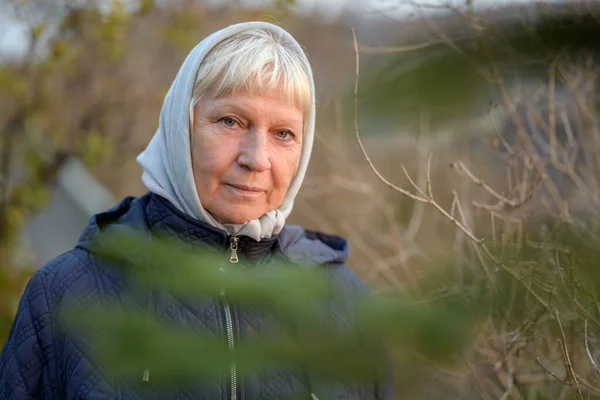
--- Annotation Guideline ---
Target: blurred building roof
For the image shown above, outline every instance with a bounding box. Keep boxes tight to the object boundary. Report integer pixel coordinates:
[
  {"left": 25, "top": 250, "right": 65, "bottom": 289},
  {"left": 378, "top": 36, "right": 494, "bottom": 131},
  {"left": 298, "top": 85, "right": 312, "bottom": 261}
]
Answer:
[{"left": 14, "top": 157, "right": 116, "bottom": 269}]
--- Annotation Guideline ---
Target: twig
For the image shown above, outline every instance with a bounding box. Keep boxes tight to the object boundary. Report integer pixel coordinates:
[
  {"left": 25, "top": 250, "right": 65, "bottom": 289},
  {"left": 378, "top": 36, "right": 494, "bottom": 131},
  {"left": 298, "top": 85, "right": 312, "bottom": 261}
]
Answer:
[
  {"left": 498, "top": 369, "right": 514, "bottom": 400},
  {"left": 405, "top": 148, "right": 428, "bottom": 241},
  {"left": 463, "top": 359, "right": 495, "bottom": 400},
  {"left": 536, "top": 356, "right": 570, "bottom": 386},
  {"left": 453, "top": 191, "right": 496, "bottom": 289},
  {"left": 357, "top": 41, "right": 441, "bottom": 54},
  {"left": 351, "top": 27, "right": 557, "bottom": 309},
  {"left": 548, "top": 60, "right": 558, "bottom": 165},
  {"left": 488, "top": 102, "right": 516, "bottom": 156},
  {"left": 556, "top": 311, "right": 584, "bottom": 399},
  {"left": 481, "top": 38, "right": 572, "bottom": 222},
  {"left": 451, "top": 160, "right": 519, "bottom": 207},
  {"left": 483, "top": 240, "right": 550, "bottom": 309},
  {"left": 401, "top": 164, "right": 427, "bottom": 198},
  {"left": 351, "top": 28, "right": 484, "bottom": 245},
  {"left": 559, "top": 106, "right": 578, "bottom": 150},
  {"left": 576, "top": 299, "right": 600, "bottom": 329},
  {"left": 450, "top": 195, "right": 458, "bottom": 219},
  {"left": 585, "top": 319, "right": 600, "bottom": 376},
  {"left": 490, "top": 211, "right": 497, "bottom": 246},
  {"left": 491, "top": 212, "right": 523, "bottom": 246},
  {"left": 314, "top": 126, "right": 429, "bottom": 280},
  {"left": 461, "top": 161, "right": 543, "bottom": 212},
  {"left": 527, "top": 99, "right": 597, "bottom": 203},
  {"left": 350, "top": 29, "right": 428, "bottom": 204},
  {"left": 558, "top": 62, "right": 600, "bottom": 177},
  {"left": 418, "top": 10, "right": 492, "bottom": 82},
  {"left": 426, "top": 155, "right": 433, "bottom": 199},
  {"left": 340, "top": 220, "right": 403, "bottom": 286}
]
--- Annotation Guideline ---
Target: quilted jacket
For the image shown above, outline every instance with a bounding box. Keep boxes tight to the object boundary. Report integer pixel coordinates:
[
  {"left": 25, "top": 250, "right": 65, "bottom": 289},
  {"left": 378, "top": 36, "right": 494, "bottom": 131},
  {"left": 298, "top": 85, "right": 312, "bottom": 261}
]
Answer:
[{"left": 0, "top": 193, "right": 394, "bottom": 400}]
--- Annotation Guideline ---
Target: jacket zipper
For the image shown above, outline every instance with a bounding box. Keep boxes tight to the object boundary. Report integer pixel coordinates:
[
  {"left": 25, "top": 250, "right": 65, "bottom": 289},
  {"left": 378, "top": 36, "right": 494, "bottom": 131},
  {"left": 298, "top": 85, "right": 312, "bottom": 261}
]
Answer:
[
  {"left": 221, "top": 235, "right": 239, "bottom": 400},
  {"left": 223, "top": 237, "right": 318, "bottom": 400}
]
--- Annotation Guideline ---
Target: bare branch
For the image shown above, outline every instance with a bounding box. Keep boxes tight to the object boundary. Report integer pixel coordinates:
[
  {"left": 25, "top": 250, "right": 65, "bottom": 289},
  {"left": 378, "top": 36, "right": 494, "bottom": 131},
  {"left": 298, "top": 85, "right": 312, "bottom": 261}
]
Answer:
[
  {"left": 556, "top": 311, "right": 584, "bottom": 400},
  {"left": 426, "top": 154, "right": 433, "bottom": 199},
  {"left": 488, "top": 103, "right": 516, "bottom": 156},
  {"left": 401, "top": 164, "right": 427, "bottom": 198},
  {"left": 350, "top": 28, "right": 429, "bottom": 204},
  {"left": 450, "top": 195, "right": 458, "bottom": 219},
  {"left": 585, "top": 319, "right": 600, "bottom": 376},
  {"left": 451, "top": 160, "right": 519, "bottom": 207},
  {"left": 418, "top": 10, "right": 492, "bottom": 82},
  {"left": 340, "top": 220, "right": 403, "bottom": 286},
  {"left": 351, "top": 28, "right": 485, "bottom": 245},
  {"left": 536, "top": 356, "right": 570, "bottom": 387},
  {"left": 405, "top": 161, "right": 428, "bottom": 241},
  {"left": 358, "top": 41, "right": 439, "bottom": 54},
  {"left": 548, "top": 60, "right": 558, "bottom": 165},
  {"left": 481, "top": 38, "right": 572, "bottom": 222},
  {"left": 471, "top": 175, "right": 543, "bottom": 212},
  {"left": 498, "top": 369, "right": 514, "bottom": 400},
  {"left": 453, "top": 191, "right": 496, "bottom": 287}
]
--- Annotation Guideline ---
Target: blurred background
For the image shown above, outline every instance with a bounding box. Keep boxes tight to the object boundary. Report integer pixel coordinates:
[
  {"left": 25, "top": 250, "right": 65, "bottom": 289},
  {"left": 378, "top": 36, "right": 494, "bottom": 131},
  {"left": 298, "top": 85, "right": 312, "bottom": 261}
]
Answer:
[{"left": 2, "top": 0, "right": 600, "bottom": 398}]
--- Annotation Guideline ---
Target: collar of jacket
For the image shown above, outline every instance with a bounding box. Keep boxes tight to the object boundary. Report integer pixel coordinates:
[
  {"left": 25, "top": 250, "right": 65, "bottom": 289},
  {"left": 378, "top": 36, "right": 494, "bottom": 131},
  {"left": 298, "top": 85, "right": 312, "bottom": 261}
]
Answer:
[
  {"left": 77, "top": 192, "right": 350, "bottom": 268},
  {"left": 145, "top": 194, "right": 279, "bottom": 263},
  {"left": 79, "top": 192, "right": 278, "bottom": 264}
]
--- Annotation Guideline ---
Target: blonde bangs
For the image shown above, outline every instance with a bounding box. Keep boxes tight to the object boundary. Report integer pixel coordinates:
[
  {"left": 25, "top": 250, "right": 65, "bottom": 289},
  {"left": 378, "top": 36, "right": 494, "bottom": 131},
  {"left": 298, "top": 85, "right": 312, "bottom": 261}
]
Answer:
[{"left": 192, "top": 29, "right": 311, "bottom": 118}]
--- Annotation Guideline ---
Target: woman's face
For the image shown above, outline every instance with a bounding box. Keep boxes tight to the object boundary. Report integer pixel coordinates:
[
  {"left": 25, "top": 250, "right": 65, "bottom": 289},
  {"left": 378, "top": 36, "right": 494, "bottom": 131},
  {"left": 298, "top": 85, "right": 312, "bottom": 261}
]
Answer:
[{"left": 191, "top": 87, "right": 304, "bottom": 224}]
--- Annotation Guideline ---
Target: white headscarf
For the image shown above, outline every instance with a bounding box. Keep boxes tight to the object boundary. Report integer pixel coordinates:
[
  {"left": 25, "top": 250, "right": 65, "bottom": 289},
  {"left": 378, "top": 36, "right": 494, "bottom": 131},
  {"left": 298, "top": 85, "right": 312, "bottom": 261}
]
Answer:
[{"left": 136, "top": 22, "right": 316, "bottom": 242}]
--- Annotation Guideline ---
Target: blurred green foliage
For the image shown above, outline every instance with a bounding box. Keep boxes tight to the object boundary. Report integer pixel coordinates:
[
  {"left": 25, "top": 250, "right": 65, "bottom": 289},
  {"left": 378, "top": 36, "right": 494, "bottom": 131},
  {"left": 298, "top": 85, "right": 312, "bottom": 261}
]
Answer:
[
  {"left": 358, "top": 6, "right": 600, "bottom": 130},
  {"left": 65, "top": 229, "right": 481, "bottom": 386},
  {"left": 359, "top": 47, "right": 485, "bottom": 127},
  {"left": 64, "top": 224, "right": 600, "bottom": 397}
]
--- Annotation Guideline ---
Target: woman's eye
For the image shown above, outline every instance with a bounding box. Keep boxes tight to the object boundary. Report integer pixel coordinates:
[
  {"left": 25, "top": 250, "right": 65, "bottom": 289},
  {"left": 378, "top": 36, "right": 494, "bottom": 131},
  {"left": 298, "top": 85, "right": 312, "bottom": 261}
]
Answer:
[
  {"left": 221, "top": 117, "right": 236, "bottom": 127},
  {"left": 276, "top": 130, "right": 294, "bottom": 140}
]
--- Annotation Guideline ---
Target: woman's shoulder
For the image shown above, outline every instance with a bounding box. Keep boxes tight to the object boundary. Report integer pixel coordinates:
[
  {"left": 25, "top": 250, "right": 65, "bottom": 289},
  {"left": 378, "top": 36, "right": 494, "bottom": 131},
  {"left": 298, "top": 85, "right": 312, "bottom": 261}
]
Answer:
[
  {"left": 29, "top": 194, "right": 152, "bottom": 309},
  {"left": 33, "top": 246, "right": 124, "bottom": 310},
  {"left": 278, "top": 224, "right": 367, "bottom": 291},
  {"left": 278, "top": 224, "right": 349, "bottom": 266}
]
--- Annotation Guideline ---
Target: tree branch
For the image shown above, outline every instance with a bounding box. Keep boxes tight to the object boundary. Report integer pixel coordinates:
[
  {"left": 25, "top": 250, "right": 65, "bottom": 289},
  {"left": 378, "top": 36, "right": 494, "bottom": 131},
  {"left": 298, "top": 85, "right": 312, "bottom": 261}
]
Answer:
[
  {"left": 351, "top": 28, "right": 484, "bottom": 245},
  {"left": 584, "top": 319, "right": 600, "bottom": 376}
]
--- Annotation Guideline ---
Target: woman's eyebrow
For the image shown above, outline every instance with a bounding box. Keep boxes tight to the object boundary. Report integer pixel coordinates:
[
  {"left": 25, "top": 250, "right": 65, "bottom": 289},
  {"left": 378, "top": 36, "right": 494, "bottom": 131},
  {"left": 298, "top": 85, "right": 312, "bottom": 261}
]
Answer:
[
  {"left": 213, "top": 102, "right": 302, "bottom": 125},
  {"left": 273, "top": 118, "right": 303, "bottom": 127}
]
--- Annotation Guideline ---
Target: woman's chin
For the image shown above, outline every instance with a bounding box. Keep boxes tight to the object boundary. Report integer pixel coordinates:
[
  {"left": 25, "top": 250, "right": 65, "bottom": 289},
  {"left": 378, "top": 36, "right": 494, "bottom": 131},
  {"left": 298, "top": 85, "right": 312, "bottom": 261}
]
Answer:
[{"left": 210, "top": 207, "right": 267, "bottom": 225}]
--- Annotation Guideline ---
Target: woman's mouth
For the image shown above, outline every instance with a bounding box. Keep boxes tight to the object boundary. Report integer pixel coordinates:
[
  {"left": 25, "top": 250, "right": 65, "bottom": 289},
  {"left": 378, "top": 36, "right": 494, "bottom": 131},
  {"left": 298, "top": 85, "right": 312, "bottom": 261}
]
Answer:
[{"left": 225, "top": 183, "right": 266, "bottom": 197}]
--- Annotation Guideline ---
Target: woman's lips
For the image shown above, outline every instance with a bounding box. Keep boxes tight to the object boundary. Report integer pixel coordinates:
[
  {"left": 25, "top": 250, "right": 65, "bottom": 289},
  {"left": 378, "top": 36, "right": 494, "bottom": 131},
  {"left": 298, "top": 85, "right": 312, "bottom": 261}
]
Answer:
[{"left": 225, "top": 183, "right": 265, "bottom": 197}]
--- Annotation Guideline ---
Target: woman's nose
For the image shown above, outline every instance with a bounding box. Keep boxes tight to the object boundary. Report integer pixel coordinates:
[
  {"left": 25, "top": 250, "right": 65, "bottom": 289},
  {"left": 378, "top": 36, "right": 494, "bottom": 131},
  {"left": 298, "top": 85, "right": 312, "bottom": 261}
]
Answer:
[{"left": 236, "top": 129, "right": 271, "bottom": 172}]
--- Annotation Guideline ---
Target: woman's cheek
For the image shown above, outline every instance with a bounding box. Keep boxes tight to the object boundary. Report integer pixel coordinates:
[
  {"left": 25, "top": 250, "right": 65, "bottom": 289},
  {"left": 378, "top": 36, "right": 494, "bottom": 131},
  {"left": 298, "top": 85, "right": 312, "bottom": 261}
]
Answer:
[{"left": 283, "top": 151, "right": 301, "bottom": 181}]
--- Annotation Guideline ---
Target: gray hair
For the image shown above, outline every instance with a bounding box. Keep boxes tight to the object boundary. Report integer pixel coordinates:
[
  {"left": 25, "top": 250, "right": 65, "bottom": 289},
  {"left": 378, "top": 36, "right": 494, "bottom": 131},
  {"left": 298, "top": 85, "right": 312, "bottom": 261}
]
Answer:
[{"left": 189, "top": 28, "right": 311, "bottom": 131}]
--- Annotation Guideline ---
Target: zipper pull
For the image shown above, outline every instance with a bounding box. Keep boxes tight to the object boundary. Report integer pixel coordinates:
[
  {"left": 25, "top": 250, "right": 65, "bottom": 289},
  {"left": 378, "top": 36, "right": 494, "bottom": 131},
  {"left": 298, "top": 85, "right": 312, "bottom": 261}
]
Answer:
[
  {"left": 229, "top": 236, "right": 239, "bottom": 263},
  {"left": 142, "top": 368, "right": 150, "bottom": 382}
]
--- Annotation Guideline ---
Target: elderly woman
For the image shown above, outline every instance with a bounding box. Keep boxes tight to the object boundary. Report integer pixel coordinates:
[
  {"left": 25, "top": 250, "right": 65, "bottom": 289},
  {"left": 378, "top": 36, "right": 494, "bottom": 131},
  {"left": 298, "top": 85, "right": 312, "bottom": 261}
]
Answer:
[{"left": 0, "top": 22, "right": 393, "bottom": 399}]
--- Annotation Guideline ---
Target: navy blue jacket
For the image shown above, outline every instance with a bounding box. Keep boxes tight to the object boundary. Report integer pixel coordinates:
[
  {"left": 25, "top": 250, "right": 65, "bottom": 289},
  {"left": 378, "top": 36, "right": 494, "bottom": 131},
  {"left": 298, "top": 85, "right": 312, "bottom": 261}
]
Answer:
[{"left": 0, "top": 193, "right": 393, "bottom": 400}]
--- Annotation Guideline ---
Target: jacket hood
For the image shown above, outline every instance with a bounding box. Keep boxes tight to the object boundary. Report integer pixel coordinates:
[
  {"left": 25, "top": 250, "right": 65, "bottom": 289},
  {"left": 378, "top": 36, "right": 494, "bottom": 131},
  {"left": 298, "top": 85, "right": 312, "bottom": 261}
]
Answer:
[
  {"left": 277, "top": 225, "right": 349, "bottom": 267},
  {"left": 76, "top": 194, "right": 349, "bottom": 267}
]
